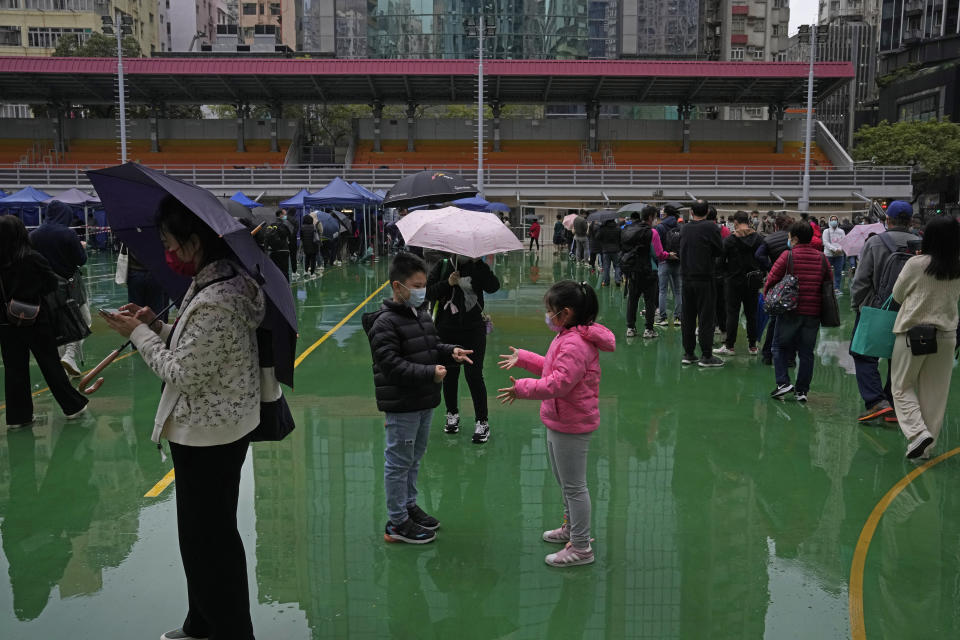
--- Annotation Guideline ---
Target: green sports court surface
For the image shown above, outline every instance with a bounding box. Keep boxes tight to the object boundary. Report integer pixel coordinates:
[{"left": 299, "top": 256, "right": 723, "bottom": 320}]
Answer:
[{"left": 1, "top": 250, "right": 958, "bottom": 639}]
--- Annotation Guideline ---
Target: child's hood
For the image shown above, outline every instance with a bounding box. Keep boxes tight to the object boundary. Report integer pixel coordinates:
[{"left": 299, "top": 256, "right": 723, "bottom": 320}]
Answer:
[{"left": 567, "top": 323, "right": 616, "bottom": 352}]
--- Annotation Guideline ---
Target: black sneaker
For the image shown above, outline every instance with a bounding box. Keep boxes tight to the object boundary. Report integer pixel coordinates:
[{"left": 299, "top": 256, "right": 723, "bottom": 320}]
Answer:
[
  {"left": 406, "top": 504, "right": 440, "bottom": 530},
  {"left": 795, "top": 391, "right": 808, "bottom": 403},
  {"left": 681, "top": 353, "right": 697, "bottom": 365},
  {"left": 698, "top": 356, "right": 725, "bottom": 368},
  {"left": 472, "top": 420, "right": 490, "bottom": 444},
  {"left": 444, "top": 412, "right": 460, "bottom": 434},
  {"left": 384, "top": 518, "right": 436, "bottom": 544},
  {"left": 771, "top": 383, "right": 794, "bottom": 399}
]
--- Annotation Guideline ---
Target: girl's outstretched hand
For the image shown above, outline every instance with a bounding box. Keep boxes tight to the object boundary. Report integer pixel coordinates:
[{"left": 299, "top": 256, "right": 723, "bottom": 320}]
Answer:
[
  {"left": 497, "top": 377, "right": 519, "bottom": 405},
  {"left": 498, "top": 347, "right": 519, "bottom": 370}
]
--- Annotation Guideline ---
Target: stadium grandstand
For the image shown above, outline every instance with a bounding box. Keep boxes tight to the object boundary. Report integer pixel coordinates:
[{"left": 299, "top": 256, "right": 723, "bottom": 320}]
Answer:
[{"left": 0, "top": 57, "right": 912, "bottom": 208}]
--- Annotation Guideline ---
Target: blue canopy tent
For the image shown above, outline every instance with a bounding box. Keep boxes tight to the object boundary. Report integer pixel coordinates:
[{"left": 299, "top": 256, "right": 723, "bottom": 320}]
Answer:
[
  {"left": 350, "top": 182, "right": 384, "bottom": 254},
  {"left": 230, "top": 191, "right": 260, "bottom": 209},
  {"left": 0, "top": 186, "right": 52, "bottom": 227},
  {"left": 350, "top": 182, "right": 382, "bottom": 204},
  {"left": 279, "top": 188, "right": 312, "bottom": 210},
  {"left": 453, "top": 196, "right": 491, "bottom": 212},
  {"left": 304, "top": 178, "right": 370, "bottom": 253}
]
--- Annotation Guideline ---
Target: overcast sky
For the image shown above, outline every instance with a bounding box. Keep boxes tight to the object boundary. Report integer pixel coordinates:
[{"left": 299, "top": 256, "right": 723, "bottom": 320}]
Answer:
[{"left": 789, "top": 0, "right": 819, "bottom": 35}]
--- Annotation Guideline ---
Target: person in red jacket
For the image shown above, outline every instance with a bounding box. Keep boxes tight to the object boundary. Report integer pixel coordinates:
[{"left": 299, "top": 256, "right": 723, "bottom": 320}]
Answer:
[
  {"left": 529, "top": 219, "right": 541, "bottom": 251},
  {"left": 801, "top": 212, "right": 824, "bottom": 251},
  {"left": 765, "top": 221, "right": 833, "bottom": 402}
]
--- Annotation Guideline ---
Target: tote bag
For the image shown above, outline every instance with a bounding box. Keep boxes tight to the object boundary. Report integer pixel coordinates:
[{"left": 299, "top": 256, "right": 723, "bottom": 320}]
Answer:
[
  {"left": 819, "top": 256, "right": 841, "bottom": 328},
  {"left": 115, "top": 245, "right": 129, "bottom": 285},
  {"left": 850, "top": 295, "right": 897, "bottom": 359}
]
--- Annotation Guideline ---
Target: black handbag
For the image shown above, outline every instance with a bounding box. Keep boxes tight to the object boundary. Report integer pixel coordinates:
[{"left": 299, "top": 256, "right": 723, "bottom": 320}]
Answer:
[
  {"left": 819, "top": 256, "right": 841, "bottom": 328},
  {"left": 45, "top": 272, "right": 91, "bottom": 346},
  {"left": 0, "top": 275, "right": 40, "bottom": 327},
  {"left": 906, "top": 324, "right": 938, "bottom": 356}
]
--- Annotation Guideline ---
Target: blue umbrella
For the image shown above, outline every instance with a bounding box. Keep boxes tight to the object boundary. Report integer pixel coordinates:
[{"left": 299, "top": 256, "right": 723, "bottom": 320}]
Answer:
[
  {"left": 87, "top": 163, "right": 298, "bottom": 387},
  {"left": 313, "top": 211, "right": 340, "bottom": 237},
  {"left": 484, "top": 202, "right": 510, "bottom": 213},
  {"left": 230, "top": 191, "right": 260, "bottom": 209},
  {"left": 453, "top": 196, "right": 490, "bottom": 211}
]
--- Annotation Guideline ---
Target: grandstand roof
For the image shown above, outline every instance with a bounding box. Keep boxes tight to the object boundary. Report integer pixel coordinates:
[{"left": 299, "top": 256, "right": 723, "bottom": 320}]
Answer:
[{"left": 0, "top": 58, "right": 853, "bottom": 106}]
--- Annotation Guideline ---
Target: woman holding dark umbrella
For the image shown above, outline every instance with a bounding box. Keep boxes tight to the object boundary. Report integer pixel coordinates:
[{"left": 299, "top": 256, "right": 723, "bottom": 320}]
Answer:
[
  {"left": 0, "top": 215, "right": 88, "bottom": 427},
  {"left": 101, "top": 196, "right": 264, "bottom": 640}
]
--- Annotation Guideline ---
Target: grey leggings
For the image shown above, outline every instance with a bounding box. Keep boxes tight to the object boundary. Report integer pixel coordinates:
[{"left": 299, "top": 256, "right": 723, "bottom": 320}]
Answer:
[{"left": 546, "top": 429, "right": 593, "bottom": 549}]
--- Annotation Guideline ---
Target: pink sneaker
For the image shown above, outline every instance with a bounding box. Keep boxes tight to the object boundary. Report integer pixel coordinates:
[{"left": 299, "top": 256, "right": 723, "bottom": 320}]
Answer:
[
  {"left": 542, "top": 522, "right": 570, "bottom": 543},
  {"left": 545, "top": 542, "right": 594, "bottom": 567}
]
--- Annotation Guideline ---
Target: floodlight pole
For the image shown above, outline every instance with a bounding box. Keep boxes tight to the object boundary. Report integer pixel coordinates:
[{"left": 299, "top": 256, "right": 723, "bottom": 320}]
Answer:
[
  {"left": 477, "top": 14, "right": 484, "bottom": 199},
  {"left": 799, "top": 24, "right": 816, "bottom": 213},
  {"left": 116, "top": 28, "right": 128, "bottom": 164}
]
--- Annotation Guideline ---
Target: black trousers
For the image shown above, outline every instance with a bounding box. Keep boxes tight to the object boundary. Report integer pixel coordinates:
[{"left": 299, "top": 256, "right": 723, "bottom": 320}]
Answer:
[
  {"left": 724, "top": 277, "right": 759, "bottom": 349},
  {"left": 170, "top": 436, "right": 254, "bottom": 640},
  {"left": 681, "top": 278, "right": 716, "bottom": 358},
  {"left": 269, "top": 251, "right": 290, "bottom": 281},
  {"left": 304, "top": 251, "right": 319, "bottom": 274},
  {"left": 762, "top": 315, "right": 777, "bottom": 360},
  {"left": 529, "top": 236, "right": 539, "bottom": 250},
  {"left": 0, "top": 323, "right": 88, "bottom": 425},
  {"left": 439, "top": 327, "right": 488, "bottom": 422},
  {"left": 714, "top": 276, "right": 725, "bottom": 334},
  {"left": 626, "top": 272, "right": 658, "bottom": 331}
]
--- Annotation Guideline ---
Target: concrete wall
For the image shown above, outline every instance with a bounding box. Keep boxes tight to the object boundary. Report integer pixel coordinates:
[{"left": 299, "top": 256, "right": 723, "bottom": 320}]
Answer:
[
  {"left": 0, "top": 118, "right": 298, "bottom": 141},
  {"left": 356, "top": 117, "right": 807, "bottom": 142}
]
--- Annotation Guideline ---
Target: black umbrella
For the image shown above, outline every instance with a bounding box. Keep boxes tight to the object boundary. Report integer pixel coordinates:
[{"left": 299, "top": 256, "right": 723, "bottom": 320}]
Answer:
[
  {"left": 218, "top": 196, "right": 254, "bottom": 220},
  {"left": 87, "top": 163, "right": 298, "bottom": 387},
  {"left": 383, "top": 170, "right": 478, "bottom": 209},
  {"left": 330, "top": 210, "right": 355, "bottom": 234},
  {"left": 587, "top": 209, "right": 619, "bottom": 223}
]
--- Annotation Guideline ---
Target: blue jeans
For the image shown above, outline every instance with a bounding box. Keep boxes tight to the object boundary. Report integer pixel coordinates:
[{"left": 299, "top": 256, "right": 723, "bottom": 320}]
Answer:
[
  {"left": 773, "top": 313, "right": 820, "bottom": 393},
  {"left": 658, "top": 261, "right": 682, "bottom": 320},
  {"left": 828, "top": 254, "right": 845, "bottom": 292},
  {"left": 384, "top": 409, "right": 433, "bottom": 525},
  {"left": 601, "top": 251, "right": 621, "bottom": 285}
]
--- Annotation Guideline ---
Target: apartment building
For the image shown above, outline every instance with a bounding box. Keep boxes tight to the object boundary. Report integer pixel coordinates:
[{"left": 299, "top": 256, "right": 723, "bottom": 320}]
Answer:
[{"left": 158, "top": 0, "right": 233, "bottom": 52}]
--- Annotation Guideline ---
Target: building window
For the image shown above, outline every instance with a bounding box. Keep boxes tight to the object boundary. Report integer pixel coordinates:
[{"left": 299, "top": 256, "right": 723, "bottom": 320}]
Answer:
[
  {"left": 772, "top": 24, "right": 781, "bottom": 36},
  {"left": 898, "top": 94, "right": 939, "bottom": 122},
  {"left": 729, "top": 107, "right": 743, "bottom": 119},
  {"left": 0, "top": 0, "right": 21, "bottom": 8},
  {"left": 746, "top": 107, "right": 764, "bottom": 118},
  {"left": 26, "top": 26, "right": 88, "bottom": 48},
  {"left": 753, "top": 47, "right": 764, "bottom": 60},
  {"left": 259, "top": 2, "right": 264, "bottom": 14},
  {"left": 732, "top": 16, "right": 745, "bottom": 34},
  {"left": 0, "top": 25, "right": 21, "bottom": 46},
  {"left": 242, "top": 2, "right": 256, "bottom": 14},
  {"left": 149, "top": 12, "right": 154, "bottom": 23},
  {"left": 731, "top": 47, "right": 744, "bottom": 60},
  {"left": 269, "top": 2, "right": 280, "bottom": 15}
]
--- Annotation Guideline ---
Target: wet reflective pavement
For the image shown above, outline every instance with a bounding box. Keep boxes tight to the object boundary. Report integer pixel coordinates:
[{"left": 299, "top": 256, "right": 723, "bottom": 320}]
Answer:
[{"left": 1, "top": 250, "right": 959, "bottom": 639}]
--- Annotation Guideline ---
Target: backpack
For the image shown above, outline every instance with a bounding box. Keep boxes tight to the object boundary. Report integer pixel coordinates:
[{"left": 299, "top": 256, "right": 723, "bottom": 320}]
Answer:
[
  {"left": 664, "top": 226, "right": 682, "bottom": 258},
  {"left": 263, "top": 223, "right": 288, "bottom": 253},
  {"left": 619, "top": 225, "right": 655, "bottom": 275},
  {"left": 871, "top": 233, "right": 913, "bottom": 310}
]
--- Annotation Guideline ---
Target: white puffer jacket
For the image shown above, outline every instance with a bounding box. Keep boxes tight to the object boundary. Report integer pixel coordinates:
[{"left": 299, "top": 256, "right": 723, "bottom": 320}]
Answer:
[{"left": 130, "top": 259, "right": 265, "bottom": 446}]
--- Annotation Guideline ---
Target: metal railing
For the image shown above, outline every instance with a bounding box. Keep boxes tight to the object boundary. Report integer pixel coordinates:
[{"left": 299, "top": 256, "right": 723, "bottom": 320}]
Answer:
[{"left": 0, "top": 163, "right": 913, "bottom": 191}]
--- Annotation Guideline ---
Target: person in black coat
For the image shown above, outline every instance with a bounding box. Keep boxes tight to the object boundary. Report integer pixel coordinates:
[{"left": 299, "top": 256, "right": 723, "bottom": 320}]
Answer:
[
  {"left": 362, "top": 252, "right": 473, "bottom": 544},
  {"left": 300, "top": 215, "right": 320, "bottom": 276},
  {"left": 716, "top": 211, "right": 765, "bottom": 355},
  {"left": 426, "top": 254, "right": 501, "bottom": 443},
  {"left": 0, "top": 215, "right": 88, "bottom": 427},
  {"left": 595, "top": 219, "right": 622, "bottom": 287}
]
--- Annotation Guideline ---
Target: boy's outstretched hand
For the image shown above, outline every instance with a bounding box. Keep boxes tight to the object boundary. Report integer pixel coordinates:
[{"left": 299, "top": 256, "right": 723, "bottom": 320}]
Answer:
[
  {"left": 452, "top": 348, "right": 474, "bottom": 364},
  {"left": 498, "top": 346, "right": 518, "bottom": 370},
  {"left": 497, "top": 377, "right": 519, "bottom": 405},
  {"left": 434, "top": 365, "right": 447, "bottom": 383}
]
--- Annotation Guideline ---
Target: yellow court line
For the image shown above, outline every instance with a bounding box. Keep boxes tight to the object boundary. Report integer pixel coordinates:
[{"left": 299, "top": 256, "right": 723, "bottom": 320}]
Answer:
[
  {"left": 0, "top": 351, "right": 137, "bottom": 412},
  {"left": 849, "top": 446, "right": 960, "bottom": 640},
  {"left": 144, "top": 280, "right": 390, "bottom": 498}
]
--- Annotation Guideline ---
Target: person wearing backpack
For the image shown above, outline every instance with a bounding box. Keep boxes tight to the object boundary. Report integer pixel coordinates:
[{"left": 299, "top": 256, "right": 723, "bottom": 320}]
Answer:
[
  {"left": 715, "top": 211, "right": 764, "bottom": 356},
  {"left": 595, "top": 218, "right": 622, "bottom": 287},
  {"left": 765, "top": 222, "right": 833, "bottom": 401},
  {"left": 621, "top": 207, "right": 668, "bottom": 338},
  {"left": 655, "top": 204, "right": 683, "bottom": 327},
  {"left": 755, "top": 215, "right": 793, "bottom": 364},
  {"left": 300, "top": 214, "right": 321, "bottom": 277},
  {"left": 890, "top": 216, "right": 960, "bottom": 459},
  {"left": 264, "top": 209, "right": 293, "bottom": 281},
  {"left": 850, "top": 200, "right": 917, "bottom": 423}
]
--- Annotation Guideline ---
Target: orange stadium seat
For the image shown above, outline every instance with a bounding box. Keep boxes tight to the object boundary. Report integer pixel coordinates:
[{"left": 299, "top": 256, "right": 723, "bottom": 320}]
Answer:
[{"left": 43, "top": 139, "right": 290, "bottom": 168}]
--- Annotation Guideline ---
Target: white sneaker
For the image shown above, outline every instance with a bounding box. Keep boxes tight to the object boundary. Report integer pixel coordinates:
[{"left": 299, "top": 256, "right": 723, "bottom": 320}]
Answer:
[
  {"left": 444, "top": 412, "right": 459, "bottom": 434},
  {"left": 642, "top": 329, "right": 658, "bottom": 339},
  {"left": 65, "top": 405, "right": 88, "bottom": 420},
  {"left": 472, "top": 420, "right": 490, "bottom": 444},
  {"left": 60, "top": 356, "right": 81, "bottom": 378},
  {"left": 714, "top": 345, "right": 735, "bottom": 356},
  {"left": 625, "top": 327, "right": 637, "bottom": 338},
  {"left": 160, "top": 629, "right": 207, "bottom": 640}
]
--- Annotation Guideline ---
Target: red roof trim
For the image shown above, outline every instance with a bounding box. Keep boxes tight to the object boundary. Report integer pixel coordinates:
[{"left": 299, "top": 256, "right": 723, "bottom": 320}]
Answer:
[{"left": 0, "top": 57, "right": 855, "bottom": 79}]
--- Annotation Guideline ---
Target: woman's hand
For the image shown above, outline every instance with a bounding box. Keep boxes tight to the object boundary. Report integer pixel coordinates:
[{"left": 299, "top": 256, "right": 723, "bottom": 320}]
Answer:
[
  {"left": 452, "top": 348, "right": 474, "bottom": 364},
  {"left": 120, "top": 303, "right": 160, "bottom": 333},
  {"left": 497, "top": 377, "right": 519, "bottom": 405},
  {"left": 433, "top": 365, "right": 447, "bottom": 383},
  {"left": 498, "top": 347, "right": 518, "bottom": 370},
  {"left": 448, "top": 270, "right": 460, "bottom": 287},
  {"left": 100, "top": 309, "right": 143, "bottom": 339}
]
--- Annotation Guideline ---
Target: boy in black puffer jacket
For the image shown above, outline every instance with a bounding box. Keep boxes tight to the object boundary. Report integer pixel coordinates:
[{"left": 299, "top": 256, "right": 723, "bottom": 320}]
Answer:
[{"left": 363, "top": 252, "right": 474, "bottom": 545}]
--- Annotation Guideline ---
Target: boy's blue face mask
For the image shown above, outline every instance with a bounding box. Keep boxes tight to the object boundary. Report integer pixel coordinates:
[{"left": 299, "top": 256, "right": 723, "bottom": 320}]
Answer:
[{"left": 398, "top": 282, "right": 427, "bottom": 308}]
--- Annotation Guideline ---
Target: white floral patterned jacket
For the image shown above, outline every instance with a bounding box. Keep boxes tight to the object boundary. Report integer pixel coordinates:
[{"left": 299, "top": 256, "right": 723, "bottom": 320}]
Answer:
[{"left": 130, "top": 259, "right": 265, "bottom": 446}]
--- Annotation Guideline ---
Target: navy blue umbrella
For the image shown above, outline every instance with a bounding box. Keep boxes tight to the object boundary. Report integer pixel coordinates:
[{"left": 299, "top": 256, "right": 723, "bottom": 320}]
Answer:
[
  {"left": 313, "top": 211, "right": 340, "bottom": 237},
  {"left": 87, "top": 163, "right": 297, "bottom": 387}
]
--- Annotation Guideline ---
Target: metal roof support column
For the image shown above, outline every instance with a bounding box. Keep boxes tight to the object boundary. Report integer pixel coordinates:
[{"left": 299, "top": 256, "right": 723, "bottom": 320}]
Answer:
[
  {"left": 371, "top": 100, "right": 384, "bottom": 153},
  {"left": 771, "top": 103, "right": 785, "bottom": 154},
  {"left": 236, "top": 102, "right": 247, "bottom": 153},
  {"left": 149, "top": 105, "right": 161, "bottom": 153},
  {"left": 406, "top": 101, "right": 418, "bottom": 153},
  {"left": 680, "top": 104, "right": 692, "bottom": 154},
  {"left": 269, "top": 101, "right": 283, "bottom": 153},
  {"left": 50, "top": 103, "right": 67, "bottom": 156},
  {"left": 491, "top": 101, "right": 502, "bottom": 152},
  {"left": 587, "top": 100, "right": 599, "bottom": 153}
]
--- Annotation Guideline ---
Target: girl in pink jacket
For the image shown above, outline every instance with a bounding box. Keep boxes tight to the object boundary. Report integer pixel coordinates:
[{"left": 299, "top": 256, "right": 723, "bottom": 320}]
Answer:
[{"left": 498, "top": 281, "right": 616, "bottom": 567}]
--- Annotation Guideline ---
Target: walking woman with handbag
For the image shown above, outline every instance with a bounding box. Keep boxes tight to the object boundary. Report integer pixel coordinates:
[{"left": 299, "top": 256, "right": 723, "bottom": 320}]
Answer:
[
  {"left": 890, "top": 216, "right": 960, "bottom": 460},
  {"left": 100, "top": 196, "right": 264, "bottom": 640},
  {"left": 0, "top": 216, "right": 89, "bottom": 428}
]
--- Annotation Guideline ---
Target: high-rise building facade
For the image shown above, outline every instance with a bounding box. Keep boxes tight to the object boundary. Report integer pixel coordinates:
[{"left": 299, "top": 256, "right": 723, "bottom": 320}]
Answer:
[
  {"left": 620, "top": 0, "right": 700, "bottom": 57},
  {"left": 700, "top": 0, "right": 791, "bottom": 119},
  {"left": 819, "top": 0, "right": 881, "bottom": 28},
  {"left": 159, "top": 0, "right": 234, "bottom": 52},
  {"left": 0, "top": 0, "right": 159, "bottom": 56}
]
